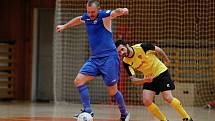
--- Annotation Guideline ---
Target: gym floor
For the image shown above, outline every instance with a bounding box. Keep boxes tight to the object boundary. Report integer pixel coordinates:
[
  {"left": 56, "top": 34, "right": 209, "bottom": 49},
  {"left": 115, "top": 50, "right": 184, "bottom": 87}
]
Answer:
[{"left": 0, "top": 102, "right": 214, "bottom": 121}]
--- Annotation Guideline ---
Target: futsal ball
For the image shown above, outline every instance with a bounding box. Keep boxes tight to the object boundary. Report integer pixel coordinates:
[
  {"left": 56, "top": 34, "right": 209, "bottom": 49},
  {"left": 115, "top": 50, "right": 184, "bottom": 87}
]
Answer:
[{"left": 77, "top": 112, "right": 93, "bottom": 121}]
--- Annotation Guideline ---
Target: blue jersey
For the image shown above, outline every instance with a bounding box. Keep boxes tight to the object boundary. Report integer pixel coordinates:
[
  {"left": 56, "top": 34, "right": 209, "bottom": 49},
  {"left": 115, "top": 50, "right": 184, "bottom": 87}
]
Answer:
[{"left": 81, "top": 10, "right": 117, "bottom": 58}]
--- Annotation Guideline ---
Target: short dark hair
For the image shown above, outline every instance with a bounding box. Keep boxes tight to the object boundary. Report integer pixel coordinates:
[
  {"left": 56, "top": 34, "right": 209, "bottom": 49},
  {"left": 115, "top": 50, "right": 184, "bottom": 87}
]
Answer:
[
  {"left": 87, "top": 0, "right": 100, "bottom": 7},
  {"left": 115, "top": 40, "right": 127, "bottom": 48}
]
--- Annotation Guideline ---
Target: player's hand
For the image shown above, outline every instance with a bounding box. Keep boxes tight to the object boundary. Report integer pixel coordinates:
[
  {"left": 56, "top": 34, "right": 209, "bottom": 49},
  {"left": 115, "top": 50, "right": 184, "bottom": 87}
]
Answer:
[
  {"left": 122, "top": 8, "right": 128, "bottom": 15},
  {"left": 56, "top": 25, "right": 65, "bottom": 32},
  {"left": 143, "top": 76, "right": 153, "bottom": 83}
]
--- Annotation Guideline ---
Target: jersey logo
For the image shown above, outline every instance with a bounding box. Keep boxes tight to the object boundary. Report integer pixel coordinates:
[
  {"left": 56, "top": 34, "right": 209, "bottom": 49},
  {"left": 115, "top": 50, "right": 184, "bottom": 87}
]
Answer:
[{"left": 93, "top": 20, "right": 98, "bottom": 24}]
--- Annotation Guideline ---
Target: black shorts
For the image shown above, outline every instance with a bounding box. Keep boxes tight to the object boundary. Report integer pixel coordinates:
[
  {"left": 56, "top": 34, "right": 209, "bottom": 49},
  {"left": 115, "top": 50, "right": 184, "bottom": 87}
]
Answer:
[{"left": 142, "top": 70, "right": 175, "bottom": 95}]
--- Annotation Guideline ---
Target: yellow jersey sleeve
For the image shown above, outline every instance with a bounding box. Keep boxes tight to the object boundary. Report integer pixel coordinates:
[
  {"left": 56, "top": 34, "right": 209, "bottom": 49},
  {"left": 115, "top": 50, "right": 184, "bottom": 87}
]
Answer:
[{"left": 123, "top": 62, "right": 136, "bottom": 76}]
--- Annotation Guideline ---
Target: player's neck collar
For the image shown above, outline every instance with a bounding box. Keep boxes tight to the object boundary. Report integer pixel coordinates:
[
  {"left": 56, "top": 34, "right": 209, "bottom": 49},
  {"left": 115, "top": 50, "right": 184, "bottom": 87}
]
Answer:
[{"left": 127, "top": 46, "right": 135, "bottom": 58}]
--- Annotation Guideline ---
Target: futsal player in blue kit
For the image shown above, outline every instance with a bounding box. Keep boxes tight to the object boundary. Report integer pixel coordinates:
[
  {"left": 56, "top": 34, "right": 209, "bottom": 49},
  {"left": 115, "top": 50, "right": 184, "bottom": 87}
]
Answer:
[{"left": 56, "top": 0, "right": 129, "bottom": 120}]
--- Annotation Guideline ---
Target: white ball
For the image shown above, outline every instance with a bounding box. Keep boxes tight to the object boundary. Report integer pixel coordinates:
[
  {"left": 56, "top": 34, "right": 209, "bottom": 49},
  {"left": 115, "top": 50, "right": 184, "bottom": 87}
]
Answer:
[{"left": 77, "top": 112, "right": 93, "bottom": 121}]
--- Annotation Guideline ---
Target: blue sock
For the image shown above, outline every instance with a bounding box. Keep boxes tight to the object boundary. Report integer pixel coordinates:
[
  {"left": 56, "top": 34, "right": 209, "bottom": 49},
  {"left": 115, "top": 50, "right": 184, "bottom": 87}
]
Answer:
[
  {"left": 77, "top": 85, "right": 92, "bottom": 113},
  {"left": 113, "top": 91, "right": 127, "bottom": 116}
]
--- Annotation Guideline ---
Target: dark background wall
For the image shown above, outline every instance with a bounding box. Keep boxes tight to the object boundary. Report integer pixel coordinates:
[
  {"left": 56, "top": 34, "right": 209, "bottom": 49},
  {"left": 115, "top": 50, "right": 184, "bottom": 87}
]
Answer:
[{"left": 0, "top": 0, "right": 56, "bottom": 100}]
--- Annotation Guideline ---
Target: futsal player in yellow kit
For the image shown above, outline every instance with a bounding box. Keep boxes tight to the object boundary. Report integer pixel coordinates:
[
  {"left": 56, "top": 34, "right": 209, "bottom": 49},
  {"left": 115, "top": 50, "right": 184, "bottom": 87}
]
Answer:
[{"left": 115, "top": 40, "right": 193, "bottom": 121}]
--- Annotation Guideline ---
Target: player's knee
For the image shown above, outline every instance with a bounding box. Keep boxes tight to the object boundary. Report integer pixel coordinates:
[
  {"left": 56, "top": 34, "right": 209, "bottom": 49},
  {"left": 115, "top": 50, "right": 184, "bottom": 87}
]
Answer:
[
  {"left": 74, "top": 77, "right": 84, "bottom": 87},
  {"left": 107, "top": 84, "right": 118, "bottom": 96},
  {"left": 163, "top": 95, "right": 173, "bottom": 103},
  {"left": 108, "top": 88, "right": 118, "bottom": 96},
  {"left": 109, "top": 91, "right": 116, "bottom": 96},
  {"left": 143, "top": 98, "right": 153, "bottom": 106},
  {"left": 73, "top": 79, "right": 79, "bottom": 86}
]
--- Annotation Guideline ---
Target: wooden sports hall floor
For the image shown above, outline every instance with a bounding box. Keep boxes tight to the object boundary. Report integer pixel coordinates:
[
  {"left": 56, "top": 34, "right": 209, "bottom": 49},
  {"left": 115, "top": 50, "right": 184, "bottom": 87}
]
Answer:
[{"left": 0, "top": 101, "right": 214, "bottom": 121}]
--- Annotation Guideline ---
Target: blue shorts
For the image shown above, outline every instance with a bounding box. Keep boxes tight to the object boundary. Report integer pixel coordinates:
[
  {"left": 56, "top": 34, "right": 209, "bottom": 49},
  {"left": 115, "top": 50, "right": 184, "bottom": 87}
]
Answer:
[{"left": 79, "top": 54, "right": 120, "bottom": 86}]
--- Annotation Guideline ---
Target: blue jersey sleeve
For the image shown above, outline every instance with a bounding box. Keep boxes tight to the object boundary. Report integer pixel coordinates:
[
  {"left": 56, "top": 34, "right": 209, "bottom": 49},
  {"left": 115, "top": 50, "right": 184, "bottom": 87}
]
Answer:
[{"left": 99, "top": 10, "right": 112, "bottom": 18}]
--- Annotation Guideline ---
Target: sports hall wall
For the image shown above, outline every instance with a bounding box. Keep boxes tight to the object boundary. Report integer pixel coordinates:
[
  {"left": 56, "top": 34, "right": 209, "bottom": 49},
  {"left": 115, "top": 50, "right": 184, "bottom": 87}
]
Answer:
[{"left": 54, "top": 0, "right": 215, "bottom": 106}]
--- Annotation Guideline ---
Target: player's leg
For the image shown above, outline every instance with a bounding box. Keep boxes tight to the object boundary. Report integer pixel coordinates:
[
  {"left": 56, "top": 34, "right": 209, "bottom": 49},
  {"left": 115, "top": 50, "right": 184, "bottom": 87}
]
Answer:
[
  {"left": 74, "top": 73, "right": 95, "bottom": 113},
  {"left": 73, "top": 59, "right": 98, "bottom": 118},
  {"left": 100, "top": 55, "right": 129, "bottom": 121},
  {"left": 159, "top": 70, "right": 193, "bottom": 121},
  {"left": 142, "top": 89, "right": 168, "bottom": 121},
  {"left": 161, "top": 91, "right": 192, "bottom": 121},
  {"left": 107, "top": 84, "right": 129, "bottom": 121}
]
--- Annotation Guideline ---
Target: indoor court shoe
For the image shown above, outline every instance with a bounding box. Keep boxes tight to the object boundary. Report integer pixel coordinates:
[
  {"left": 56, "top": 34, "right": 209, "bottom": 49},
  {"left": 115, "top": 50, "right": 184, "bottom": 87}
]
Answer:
[
  {"left": 120, "top": 112, "right": 130, "bottom": 121},
  {"left": 73, "top": 109, "right": 94, "bottom": 119},
  {"left": 183, "top": 118, "right": 193, "bottom": 121}
]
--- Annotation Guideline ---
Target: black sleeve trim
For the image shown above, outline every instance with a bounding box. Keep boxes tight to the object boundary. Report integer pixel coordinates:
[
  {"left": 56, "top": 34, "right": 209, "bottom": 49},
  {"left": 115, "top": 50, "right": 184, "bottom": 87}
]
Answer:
[
  {"left": 140, "top": 43, "right": 155, "bottom": 53},
  {"left": 123, "top": 62, "right": 133, "bottom": 76}
]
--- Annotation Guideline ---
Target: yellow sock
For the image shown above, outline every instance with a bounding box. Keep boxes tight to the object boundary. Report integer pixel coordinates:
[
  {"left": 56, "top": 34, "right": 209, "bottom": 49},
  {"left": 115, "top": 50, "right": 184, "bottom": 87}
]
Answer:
[
  {"left": 147, "top": 103, "right": 167, "bottom": 121},
  {"left": 170, "top": 98, "right": 190, "bottom": 119}
]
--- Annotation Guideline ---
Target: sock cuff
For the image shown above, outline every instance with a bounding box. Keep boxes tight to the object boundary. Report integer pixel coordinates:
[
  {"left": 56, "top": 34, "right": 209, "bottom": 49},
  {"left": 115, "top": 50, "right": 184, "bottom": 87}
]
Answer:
[
  {"left": 170, "top": 98, "right": 181, "bottom": 107},
  {"left": 147, "top": 103, "right": 157, "bottom": 111},
  {"left": 113, "top": 91, "right": 120, "bottom": 97},
  {"left": 78, "top": 85, "right": 88, "bottom": 92}
]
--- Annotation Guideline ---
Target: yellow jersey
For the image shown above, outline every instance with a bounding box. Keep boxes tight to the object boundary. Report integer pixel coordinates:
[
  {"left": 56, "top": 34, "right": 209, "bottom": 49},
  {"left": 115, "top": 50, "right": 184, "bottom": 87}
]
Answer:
[{"left": 123, "top": 43, "right": 167, "bottom": 78}]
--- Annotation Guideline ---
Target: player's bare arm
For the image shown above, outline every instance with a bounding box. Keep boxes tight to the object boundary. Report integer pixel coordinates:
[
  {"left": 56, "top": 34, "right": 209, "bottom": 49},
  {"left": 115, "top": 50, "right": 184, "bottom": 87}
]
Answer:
[
  {"left": 123, "top": 62, "right": 152, "bottom": 85},
  {"left": 155, "top": 46, "right": 171, "bottom": 65},
  {"left": 130, "top": 76, "right": 153, "bottom": 85},
  {"left": 111, "top": 8, "right": 128, "bottom": 18},
  {"left": 56, "top": 16, "right": 84, "bottom": 32}
]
